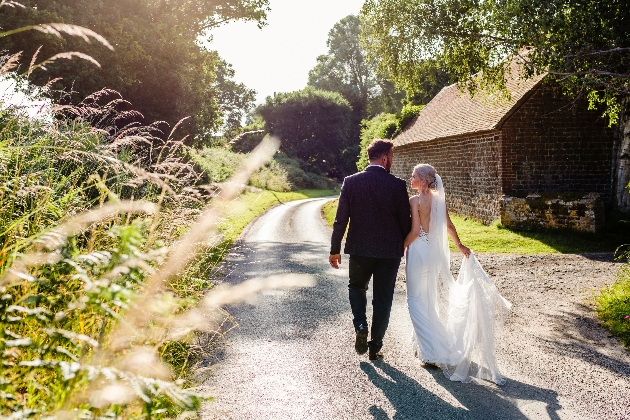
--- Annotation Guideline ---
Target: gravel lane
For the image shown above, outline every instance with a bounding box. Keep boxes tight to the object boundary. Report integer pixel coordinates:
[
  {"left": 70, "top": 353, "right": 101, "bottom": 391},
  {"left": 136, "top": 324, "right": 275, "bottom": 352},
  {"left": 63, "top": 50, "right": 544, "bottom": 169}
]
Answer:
[{"left": 200, "top": 197, "right": 630, "bottom": 420}]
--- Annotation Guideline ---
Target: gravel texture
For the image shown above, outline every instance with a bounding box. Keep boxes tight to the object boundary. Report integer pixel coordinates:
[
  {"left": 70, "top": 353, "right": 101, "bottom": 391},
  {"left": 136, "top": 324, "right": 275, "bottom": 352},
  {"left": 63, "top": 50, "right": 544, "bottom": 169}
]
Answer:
[{"left": 200, "top": 197, "right": 630, "bottom": 420}]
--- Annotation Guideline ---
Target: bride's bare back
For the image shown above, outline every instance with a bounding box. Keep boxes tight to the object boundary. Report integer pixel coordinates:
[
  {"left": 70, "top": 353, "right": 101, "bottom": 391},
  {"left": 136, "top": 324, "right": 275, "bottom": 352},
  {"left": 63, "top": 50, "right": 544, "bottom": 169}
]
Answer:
[{"left": 416, "top": 191, "right": 433, "bottom": 233}]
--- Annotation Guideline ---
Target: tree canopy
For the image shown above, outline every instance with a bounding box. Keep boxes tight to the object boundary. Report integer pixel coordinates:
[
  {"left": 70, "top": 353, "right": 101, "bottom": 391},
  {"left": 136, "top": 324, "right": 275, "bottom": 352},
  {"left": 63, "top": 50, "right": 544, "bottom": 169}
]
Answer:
[
  {"left": 256, "top": 87, "right": 355, "bottom": 177},
  {"left": 360, "top": 0, "right": 630, "bottom": 123},
  {"left": 307, "top": 14, "right": 406, "bottom": 121},
  {"left": 0, "top": 0, "right": 268, "bottom": 141}
]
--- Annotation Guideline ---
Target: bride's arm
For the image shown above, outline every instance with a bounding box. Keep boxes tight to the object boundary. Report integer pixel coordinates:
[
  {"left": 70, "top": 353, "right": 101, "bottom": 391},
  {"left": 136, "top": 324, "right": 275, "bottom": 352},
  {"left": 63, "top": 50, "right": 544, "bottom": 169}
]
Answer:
[
  {"left": 446, "top": 209, "right": 471, "bottom": 257},
  {"left": 404, "top": 196, "right": 420, "bottom": 248}
]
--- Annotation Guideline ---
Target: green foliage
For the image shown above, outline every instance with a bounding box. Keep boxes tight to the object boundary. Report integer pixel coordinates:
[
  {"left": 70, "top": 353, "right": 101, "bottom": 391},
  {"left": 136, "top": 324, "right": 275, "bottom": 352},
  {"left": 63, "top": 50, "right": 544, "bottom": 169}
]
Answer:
[
  {"left": 187, "top": 147, "right": 245, "bottom": 184},
  {"left": 226, "top": 115, "right": 266, "bottom": 153},
  {"left": 360, "top": 0, "right": 630, "bottom": 124},
  {"left": 398, "top": 104, "right": 424, "bottom": 132},
  {"left": 256, "top": 87, "right": 355, "bottom": 177},
  {"left": 596, "top": 248, "right": 630, "bottom": 348},
  {"left": 228, "top": 130, "right": 266, "bottom": 153},
  {"left": 357, "top": 104, "right": 423, "bottom": 171},
  {"left": 188, "top": 147, "right": 336, "bottom": 191},
  {"left": 321, "top": 198, "right": 339, "bottom": 229},
  {"left": 0, "top": 105, "right": 210, "bottom": 417},
  {"left": 307, "top": 15, "right": 404, "bottom": 120},
  {"left": 357, "top": 113, "right": 397, "bottom": 171},
  {"left": 272, "top": 154, "right": 337, "bottom": 190},
  {"left": 0, "top": 0, "right": 266, "bottom": 141}
]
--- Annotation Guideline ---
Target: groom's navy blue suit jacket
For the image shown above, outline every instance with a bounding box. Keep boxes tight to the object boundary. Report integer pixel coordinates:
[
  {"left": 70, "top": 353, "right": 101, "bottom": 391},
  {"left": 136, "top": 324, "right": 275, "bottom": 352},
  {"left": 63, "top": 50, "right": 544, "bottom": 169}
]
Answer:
[{"left": 330, "top": 166, "right": 411, "bottom": 259}]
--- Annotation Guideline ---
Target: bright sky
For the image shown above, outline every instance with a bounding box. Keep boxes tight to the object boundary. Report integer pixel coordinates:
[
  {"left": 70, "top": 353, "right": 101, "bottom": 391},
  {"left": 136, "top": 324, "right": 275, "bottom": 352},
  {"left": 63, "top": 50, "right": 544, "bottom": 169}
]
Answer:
[
  {"left": 206, "top": 0, "right": 365, "bottom": 105},
  {"left": 0, "top": 77, "right": 51, "bottom": 120}
]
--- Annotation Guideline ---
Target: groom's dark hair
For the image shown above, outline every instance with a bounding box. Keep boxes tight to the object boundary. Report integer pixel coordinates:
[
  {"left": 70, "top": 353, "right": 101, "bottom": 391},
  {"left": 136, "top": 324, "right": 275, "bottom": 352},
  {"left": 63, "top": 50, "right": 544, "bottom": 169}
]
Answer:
[{"left": 367, "top": 139, "right": 394, "bottom": 161}]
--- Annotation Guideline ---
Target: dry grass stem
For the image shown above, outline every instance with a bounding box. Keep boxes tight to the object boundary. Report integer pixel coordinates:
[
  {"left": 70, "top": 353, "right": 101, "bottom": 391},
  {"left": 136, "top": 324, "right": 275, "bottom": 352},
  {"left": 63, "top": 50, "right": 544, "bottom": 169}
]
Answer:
[
  {"left": 33, "top": 23, "right": 114, "bottom": 50},
  {"left": 29, "top": 51, "right": 102, "bottom": 72}
]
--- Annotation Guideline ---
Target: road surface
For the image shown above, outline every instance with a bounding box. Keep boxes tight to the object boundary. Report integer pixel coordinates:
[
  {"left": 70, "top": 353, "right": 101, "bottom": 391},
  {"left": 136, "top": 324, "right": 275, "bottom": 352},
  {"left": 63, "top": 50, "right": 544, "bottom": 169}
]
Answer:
[{"left": 200, "top": 197, "right": 630, "bottom": 419}]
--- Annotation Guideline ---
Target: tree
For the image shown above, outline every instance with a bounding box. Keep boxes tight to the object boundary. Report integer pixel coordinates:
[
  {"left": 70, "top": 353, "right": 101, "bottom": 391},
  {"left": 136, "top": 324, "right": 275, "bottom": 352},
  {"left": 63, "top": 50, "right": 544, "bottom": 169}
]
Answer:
[
  {"left": 356, "top": 104, "right": 423, "bottom": 171},
  {"left": 361, "top": 0, "right": 630, "bottom": 121},
  {"left": 361, "top": 0, "right": 630, "bottom": 210},
  {"left": 307, "top": 15, "right": 406, "bottom": 121},
  {"left": 256, "top": 87, "right": 354, "bottom": 177},
  {"left": 0, "top": 0, "right": 268, "bottom": 142}
]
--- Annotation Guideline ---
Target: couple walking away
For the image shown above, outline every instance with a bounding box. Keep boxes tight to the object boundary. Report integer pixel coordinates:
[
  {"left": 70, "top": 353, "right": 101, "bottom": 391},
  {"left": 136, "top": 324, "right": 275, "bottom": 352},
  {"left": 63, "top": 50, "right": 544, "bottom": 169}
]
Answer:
[{"left": 329, "top": 139, "right": 512, "bottom": 385}]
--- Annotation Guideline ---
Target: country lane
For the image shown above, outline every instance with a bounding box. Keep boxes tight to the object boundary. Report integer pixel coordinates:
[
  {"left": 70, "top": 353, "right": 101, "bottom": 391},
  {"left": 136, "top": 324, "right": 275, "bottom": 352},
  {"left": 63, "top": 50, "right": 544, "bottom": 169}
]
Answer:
[{"left": 200, "top": 197, "right": 630, "bottom": 420}]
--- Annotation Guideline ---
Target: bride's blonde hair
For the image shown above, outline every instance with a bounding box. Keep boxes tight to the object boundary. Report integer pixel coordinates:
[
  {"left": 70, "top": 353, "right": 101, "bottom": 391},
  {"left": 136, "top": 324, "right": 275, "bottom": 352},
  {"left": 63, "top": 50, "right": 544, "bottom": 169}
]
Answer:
[{"left": 413, "top": 164, "right": 437, "bottom": 189}]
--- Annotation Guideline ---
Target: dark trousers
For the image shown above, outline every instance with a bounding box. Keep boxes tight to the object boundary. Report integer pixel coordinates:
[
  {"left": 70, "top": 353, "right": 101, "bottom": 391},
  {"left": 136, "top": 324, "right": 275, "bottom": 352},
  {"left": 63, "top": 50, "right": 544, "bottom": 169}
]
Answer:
[{"left": 348, "top": 254, "right": 401, "bottom": 353}]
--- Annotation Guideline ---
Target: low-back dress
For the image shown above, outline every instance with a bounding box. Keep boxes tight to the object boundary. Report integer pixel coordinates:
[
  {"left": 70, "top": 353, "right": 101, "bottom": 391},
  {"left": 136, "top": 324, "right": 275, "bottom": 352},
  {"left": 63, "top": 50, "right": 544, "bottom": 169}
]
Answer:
[{"left": 405, "top": 175, "right": 512, "bottom": 385}]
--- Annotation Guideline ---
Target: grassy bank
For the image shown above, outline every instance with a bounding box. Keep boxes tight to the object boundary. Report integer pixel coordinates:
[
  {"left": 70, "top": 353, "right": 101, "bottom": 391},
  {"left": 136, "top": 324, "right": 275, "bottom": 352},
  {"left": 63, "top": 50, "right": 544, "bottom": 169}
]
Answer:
[
  {"left": 322, "top": 198, "right": 338, "bottom": 227},
  {"left": 596, "top": 248, "right": 630, "bottom": 348},
  {"left": 0, "top": 90, "right": 334, "bottom": 418},
  {"left": 321, "top": 199, "right": 625, "bottom": 254}
]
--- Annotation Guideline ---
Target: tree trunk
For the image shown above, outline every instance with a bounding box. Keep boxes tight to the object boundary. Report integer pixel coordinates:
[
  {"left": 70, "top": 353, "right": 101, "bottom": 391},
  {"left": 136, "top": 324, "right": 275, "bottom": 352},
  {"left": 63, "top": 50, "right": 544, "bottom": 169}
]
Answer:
[{"left": 614, "top": 97, "right": 630, "bottom": 212}]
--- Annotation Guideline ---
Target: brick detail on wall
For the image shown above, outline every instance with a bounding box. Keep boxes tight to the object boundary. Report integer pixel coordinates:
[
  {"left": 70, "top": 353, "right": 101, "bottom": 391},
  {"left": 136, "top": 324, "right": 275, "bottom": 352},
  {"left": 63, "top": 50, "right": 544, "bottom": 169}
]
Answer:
[
  {"left": 500, "top": 85, "right": 615, "bottom": 201},
  {"left": 391, "top": 132, "right": 501, "bottom": 224},
  {"left": 389, "top": 82, "right": 616, "bottom": 226}
]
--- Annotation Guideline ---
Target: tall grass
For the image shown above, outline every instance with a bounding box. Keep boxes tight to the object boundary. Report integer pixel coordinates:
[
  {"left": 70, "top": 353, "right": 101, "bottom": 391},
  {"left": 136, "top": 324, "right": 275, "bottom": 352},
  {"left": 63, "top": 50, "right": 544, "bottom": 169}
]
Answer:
[
  {"left": 596, "top": 247, "right": 630, "bottom": 348},
  {"left": 0, "top": 5, "right": 320, "bottom": 415},
  {"left": 188, "top": 146, "right": 336, "bottom": 192},
  {"left": 0, "top": 94, "right": 314, "bottom": 418}
]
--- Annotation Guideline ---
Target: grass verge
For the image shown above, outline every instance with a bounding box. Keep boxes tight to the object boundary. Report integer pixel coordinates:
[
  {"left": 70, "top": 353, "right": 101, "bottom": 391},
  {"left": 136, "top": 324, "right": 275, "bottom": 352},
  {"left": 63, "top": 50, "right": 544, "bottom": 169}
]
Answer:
[
  {"left": 321, "top": 199, "right": 625, "bottom": 254},
  {"left": 449, "top": 215, "right": 625, "bottom": 254},
  {"left": 595, "top": 248, "right": 630, "bottom": 348},
  {"left": 321, "top": 197, "right": 338, "bottom": 227}
]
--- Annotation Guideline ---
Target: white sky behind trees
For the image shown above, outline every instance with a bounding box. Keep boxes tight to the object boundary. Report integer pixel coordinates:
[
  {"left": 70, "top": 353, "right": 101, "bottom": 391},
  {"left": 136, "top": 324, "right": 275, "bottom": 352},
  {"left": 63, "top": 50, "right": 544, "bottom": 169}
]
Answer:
[{"left": 206, "top": 0, "right": 365, "bottom": 105}]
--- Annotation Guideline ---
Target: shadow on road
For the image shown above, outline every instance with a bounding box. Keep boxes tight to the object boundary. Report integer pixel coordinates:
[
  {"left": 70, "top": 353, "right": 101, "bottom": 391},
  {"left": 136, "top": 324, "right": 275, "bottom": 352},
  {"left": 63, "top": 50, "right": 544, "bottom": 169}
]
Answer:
[
  {"left": 361, "top": 361, "right": 563, "bottom": 420},
  {"left": 538, "top": 306, "right": 630, "bottom": 377},
  {"left": 210, "top": 240, "right": 350, "bottom": 356}
]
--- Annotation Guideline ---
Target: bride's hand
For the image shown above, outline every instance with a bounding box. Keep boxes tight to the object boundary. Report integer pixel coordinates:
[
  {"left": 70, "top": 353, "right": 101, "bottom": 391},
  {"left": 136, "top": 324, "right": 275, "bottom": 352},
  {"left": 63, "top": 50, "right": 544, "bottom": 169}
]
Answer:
[{"left": 457, "top": 243, "right": 471, "bottom": 258}]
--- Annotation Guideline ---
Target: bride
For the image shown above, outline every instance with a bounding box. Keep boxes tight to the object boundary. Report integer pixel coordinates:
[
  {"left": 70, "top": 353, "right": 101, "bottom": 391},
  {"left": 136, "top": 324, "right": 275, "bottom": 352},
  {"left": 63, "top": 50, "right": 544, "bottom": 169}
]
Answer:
[{"left": 404, "top": 164, "right": 511, "bottom": 385}]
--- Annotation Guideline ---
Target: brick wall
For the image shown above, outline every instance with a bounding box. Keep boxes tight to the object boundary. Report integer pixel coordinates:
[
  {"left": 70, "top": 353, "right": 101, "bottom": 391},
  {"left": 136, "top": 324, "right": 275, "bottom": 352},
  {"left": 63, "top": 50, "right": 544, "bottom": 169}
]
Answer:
[
  {"left": 500, "top": 84, "right": 616, "bottom": 201},
  {"left": 391, "top": 132, "right": 502, "bottom": 224}
]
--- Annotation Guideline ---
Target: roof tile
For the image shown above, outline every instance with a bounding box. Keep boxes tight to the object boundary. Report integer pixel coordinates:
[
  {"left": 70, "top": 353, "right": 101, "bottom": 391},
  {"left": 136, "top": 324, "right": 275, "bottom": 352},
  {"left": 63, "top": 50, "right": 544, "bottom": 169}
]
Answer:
[{"left": 394, "top": 68, "right": 545, "bottom": 147}]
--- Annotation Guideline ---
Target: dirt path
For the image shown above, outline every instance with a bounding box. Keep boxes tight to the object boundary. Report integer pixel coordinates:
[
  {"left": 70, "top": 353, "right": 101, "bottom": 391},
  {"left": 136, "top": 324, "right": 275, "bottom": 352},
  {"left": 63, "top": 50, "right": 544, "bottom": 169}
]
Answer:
[
  {"left": 200, "top": 197, "right": 630, "bottom": 419},
  {"left": 464, "top": 253, "right": 629, "bottom": 419}
]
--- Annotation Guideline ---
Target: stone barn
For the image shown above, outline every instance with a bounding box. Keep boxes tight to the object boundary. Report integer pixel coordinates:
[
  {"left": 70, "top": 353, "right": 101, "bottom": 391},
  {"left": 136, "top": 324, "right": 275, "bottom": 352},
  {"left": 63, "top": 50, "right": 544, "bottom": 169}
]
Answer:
[{"left": 391, "top": 73, "right": 617, "bottom": 232}]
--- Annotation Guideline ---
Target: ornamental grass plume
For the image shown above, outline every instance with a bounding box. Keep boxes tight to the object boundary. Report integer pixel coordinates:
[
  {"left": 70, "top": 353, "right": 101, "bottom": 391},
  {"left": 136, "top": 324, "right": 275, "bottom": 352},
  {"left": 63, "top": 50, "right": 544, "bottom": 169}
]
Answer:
[
  {"left": 0, "top": 4, "right": 317, "bottom": 415},
  {"left": 0, "top": 110, "right": 315, "bottom": 417}
]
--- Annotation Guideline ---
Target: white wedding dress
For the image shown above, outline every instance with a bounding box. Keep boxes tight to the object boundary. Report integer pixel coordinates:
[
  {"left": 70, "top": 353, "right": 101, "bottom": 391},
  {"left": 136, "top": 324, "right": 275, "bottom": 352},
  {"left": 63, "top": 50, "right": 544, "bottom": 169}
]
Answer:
[{"left": 406, "top": 175, "right": 512, "bottom": 385}]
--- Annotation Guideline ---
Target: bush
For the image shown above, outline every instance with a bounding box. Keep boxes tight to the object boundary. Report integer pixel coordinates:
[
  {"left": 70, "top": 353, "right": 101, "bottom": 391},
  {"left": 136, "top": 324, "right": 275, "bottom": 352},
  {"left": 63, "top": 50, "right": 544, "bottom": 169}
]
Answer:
[
  {"left": 596, "top": 247, "right": 630, "bottom": 348},
  {"left": 228, "top": 130, "right": 266, "bottom": 153},
  {"left": 249, "top": 159, "right": 292, "bottom": 191},
  {"left": 357, "top": 113, "right": 398, "bottom": 171},
  {"left": 274, "top": 154, "right": 336, "bottom": 190},
  {"left": 357, "top": 104, "right": 423, "bottom": 171},
  {"left": 188, "top": 146, "right": 245, "bottom": 183},
  {"left": 188, "top": 147, "right": 335, "bottom": 191},
  {"left": 256, "top": 87, "right": 355, "bottom": 177}
]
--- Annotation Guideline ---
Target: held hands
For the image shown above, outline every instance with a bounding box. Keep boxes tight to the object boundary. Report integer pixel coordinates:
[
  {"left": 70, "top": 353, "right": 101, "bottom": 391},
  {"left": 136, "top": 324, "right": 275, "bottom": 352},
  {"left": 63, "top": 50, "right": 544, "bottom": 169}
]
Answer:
[
  {"left": 329, "top": 254, "right": 341, "bottom": 269},
  {"left": 457, "top": 243, "right": 471, "bottom": 258}
]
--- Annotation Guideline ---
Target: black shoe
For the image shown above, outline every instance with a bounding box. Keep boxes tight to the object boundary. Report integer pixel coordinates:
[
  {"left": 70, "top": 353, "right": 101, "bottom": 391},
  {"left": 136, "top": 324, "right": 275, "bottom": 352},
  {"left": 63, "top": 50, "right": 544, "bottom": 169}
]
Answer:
[
  {"left": 369, "top": 351, "right": 384, "bottom": 361},
  {"left": 355, "top": 327, "right": 368, "bottom": 355}
]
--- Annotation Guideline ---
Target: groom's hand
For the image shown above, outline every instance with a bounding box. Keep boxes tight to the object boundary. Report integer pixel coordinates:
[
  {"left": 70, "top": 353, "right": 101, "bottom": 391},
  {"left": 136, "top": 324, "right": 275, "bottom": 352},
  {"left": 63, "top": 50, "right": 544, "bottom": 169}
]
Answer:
[{"left": 329, "top": 254, "right": 341, "bottom": 269}]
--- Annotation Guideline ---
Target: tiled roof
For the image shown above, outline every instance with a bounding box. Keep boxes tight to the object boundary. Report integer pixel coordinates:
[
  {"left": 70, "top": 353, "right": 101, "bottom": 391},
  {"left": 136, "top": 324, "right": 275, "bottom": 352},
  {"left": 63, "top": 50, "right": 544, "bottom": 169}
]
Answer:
[{"left": 393, "top": 70, "right": 546, "bottom": 147}]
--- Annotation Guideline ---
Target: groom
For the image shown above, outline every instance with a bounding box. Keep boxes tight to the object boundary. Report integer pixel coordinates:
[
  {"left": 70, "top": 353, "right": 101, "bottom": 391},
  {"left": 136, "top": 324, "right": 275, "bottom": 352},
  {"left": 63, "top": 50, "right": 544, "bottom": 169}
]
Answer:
[{"left": 329, "top": 139, "right": 411, "bottom": 360}]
